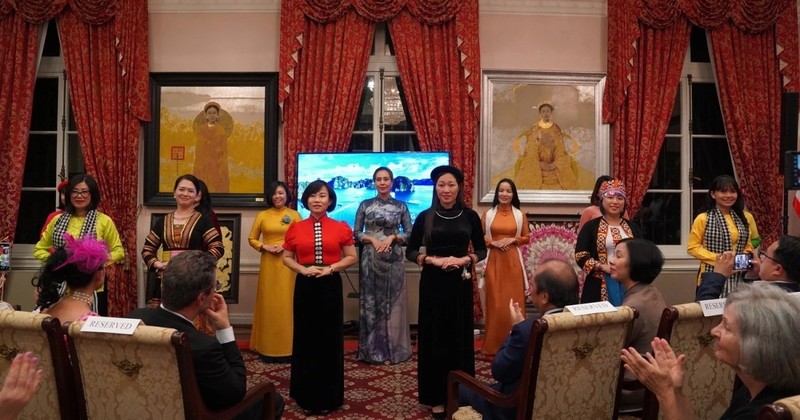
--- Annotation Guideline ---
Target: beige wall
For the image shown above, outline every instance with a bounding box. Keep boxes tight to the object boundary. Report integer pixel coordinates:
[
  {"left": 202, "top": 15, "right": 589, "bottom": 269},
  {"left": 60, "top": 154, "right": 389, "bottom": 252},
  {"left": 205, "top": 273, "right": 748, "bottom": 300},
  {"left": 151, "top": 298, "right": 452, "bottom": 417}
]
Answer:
[{"left": 141, "top": 10, "right": 625, "bottom": 324}]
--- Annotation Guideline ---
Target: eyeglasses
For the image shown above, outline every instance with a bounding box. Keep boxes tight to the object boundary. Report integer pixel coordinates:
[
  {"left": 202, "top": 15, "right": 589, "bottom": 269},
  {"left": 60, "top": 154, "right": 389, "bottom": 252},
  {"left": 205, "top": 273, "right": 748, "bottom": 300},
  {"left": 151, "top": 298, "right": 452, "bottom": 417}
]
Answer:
[
  {"left": 759, "top": 250, "right": 780, "bottom": 265},
  {"left": 71, "top": 190, "right": 91, "bottom": 197}
]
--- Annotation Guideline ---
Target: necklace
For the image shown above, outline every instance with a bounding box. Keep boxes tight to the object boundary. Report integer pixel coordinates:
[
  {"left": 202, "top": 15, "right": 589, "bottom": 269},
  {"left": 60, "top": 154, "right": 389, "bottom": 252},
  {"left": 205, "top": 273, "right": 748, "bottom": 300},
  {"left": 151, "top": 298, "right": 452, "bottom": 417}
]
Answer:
[
  {"left": 70, "top": 291, "right": 94, "bottom": 305},
  {"left": 435, "top": 210, "right": 463, "bottom": 220},
  {"left": 173, "top": 210, "right": 195, "bottom": 220}
]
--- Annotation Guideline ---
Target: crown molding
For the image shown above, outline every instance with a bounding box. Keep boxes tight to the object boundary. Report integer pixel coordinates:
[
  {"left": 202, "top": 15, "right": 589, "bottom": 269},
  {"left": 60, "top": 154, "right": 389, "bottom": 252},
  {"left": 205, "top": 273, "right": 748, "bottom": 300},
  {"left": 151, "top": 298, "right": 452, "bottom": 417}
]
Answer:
[
  {"left": 148, "top": 0, "right": 607, "bottom": 16},
  {"left": 479, "top": 0, "right": 606, "bottom": 16},
  {"left": 148, "top": 0, "right": 281, "bottom": 13}
]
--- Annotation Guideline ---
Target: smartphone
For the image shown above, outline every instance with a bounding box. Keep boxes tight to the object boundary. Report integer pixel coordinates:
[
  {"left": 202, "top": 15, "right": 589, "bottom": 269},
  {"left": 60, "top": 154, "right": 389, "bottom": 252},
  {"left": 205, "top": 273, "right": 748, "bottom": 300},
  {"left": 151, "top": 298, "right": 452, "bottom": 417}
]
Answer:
[
  {"left": 733, "top": 252, "right": 752, "bottom": 271},
  {"left": 0, "top": 242, "right": 10, "bottom": 271}
]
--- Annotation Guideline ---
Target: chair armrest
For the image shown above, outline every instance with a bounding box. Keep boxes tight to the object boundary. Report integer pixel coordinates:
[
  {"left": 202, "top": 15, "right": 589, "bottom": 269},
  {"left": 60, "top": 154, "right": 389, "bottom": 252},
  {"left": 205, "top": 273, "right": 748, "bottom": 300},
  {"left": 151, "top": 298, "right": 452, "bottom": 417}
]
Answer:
[
  {"left": 210, "top": 381, "right": 276, "bottom": 420},
  {"left": 446, "top": 370, "right": 518, "bottom": 420},
  {"left": 621, "top": 378, "right": 644, "bottom": 391}
]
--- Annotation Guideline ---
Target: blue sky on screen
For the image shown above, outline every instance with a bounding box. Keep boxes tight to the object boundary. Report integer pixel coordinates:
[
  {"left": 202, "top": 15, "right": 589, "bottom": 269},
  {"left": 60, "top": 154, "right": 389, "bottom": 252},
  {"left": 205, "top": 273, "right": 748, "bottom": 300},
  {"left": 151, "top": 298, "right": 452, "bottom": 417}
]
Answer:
[
  {"left": 296, "top": 152, "right": 451, "bottom": 228},
  {"left": 297, "top": 152, "right": 450, "bottom": 183}
]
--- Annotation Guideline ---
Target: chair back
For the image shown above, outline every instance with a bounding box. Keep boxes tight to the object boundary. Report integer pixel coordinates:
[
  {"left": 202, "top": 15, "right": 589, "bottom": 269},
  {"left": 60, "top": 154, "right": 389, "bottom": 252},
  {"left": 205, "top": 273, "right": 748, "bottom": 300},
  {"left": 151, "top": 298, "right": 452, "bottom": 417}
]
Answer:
[
  {"left": 524, "top": 306, "right": 636, "bottom": 419},
  {"left": 643, "top": 303, "right": 735, "bottom": 420},
  {"left": 67, "top": 321, "right": 189, "bottom": 419},
  {"left": 759, "top": 394, "right": 800, "bottom": 420},
  {"left": 0, "top": 310, "right": 77, "bottom": 419}
]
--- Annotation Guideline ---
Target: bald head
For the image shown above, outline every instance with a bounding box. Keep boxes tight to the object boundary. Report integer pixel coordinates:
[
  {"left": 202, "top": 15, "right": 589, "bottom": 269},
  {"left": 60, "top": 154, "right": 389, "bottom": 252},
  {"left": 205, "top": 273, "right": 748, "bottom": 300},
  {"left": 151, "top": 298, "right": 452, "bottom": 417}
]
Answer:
[{"left": 531, "top": 259, "right": 579, "bottom": 312}]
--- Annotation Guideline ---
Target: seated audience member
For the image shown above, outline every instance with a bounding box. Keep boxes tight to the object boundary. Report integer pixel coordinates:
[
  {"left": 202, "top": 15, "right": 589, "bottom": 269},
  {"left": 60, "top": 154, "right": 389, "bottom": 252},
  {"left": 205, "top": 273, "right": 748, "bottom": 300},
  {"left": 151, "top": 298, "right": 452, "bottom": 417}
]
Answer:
[
  {"left": 610, "top": 238, "right": 667, "bottom": 411},
  {"left": 127, "top": 251, "right": 284, "bottom": 419},
  {"left": 458, "top": 259, "right": 579, "bottom": 419},
  {"left": 32, "top": 233, "right": 108, "bottom": 322},
  {"left": 696, "top": 235, "right": 800, "bottom": 300},
  {"left": 622, "top": 283, "right": 800, "bottom": 420},
  {"left": 0, "top": 352, "right": 43, "bottom": 420}
]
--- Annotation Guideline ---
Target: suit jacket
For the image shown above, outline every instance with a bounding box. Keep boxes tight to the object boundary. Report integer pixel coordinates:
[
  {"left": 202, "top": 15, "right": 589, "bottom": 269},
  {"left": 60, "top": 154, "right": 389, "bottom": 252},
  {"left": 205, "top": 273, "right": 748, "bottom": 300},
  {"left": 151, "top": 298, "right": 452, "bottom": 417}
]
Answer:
[
  {"left": 127, "top": 307, "right": 247, "bottom": 411},
  {"left": 696, "top": 272, "right": 800, "bottom": 301}
]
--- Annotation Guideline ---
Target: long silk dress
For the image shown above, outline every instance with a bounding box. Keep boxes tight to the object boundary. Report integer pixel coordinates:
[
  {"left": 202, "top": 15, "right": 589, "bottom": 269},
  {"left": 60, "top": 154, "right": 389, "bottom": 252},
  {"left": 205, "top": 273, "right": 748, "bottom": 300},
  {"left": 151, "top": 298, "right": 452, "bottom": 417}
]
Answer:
[
  {"left": 405, "top": 206, "right": 487, "bottom": 407},
  {"left": 247, "top": 206, "right": 302, "bottom": 360},
  {"left": 354, "top": 196, "right": 413, "bottom": 364},
  {"left": 480, "top": 208, "right": 530, "bottom": 355}
]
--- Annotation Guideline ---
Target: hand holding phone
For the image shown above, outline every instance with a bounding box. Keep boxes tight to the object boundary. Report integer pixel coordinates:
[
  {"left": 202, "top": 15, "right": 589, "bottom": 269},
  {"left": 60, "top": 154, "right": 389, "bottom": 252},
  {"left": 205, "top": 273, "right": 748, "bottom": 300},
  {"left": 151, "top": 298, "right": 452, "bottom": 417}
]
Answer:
[
  {"left": 0, "top": 242, "right": 11, "bottom": 271},
  {"left": 733, "top": 252, "right": 753, "bottom": 270}
]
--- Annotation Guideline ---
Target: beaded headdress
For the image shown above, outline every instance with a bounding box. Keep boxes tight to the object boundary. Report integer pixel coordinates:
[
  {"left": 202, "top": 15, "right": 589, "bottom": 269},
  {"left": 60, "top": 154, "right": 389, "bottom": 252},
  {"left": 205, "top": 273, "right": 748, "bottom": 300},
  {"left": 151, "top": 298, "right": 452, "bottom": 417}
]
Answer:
[
  {"left": 54, "top": 233, "right": 109, "bottom": 274},
  {"left": 598, "top": 179, "right": 627, "bottom": 200}
]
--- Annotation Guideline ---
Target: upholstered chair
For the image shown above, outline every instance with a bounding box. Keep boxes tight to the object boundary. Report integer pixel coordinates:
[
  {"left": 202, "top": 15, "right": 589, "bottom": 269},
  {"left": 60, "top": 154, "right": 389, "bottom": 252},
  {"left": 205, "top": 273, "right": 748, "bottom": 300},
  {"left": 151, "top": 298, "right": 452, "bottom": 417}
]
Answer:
[
  {"left": 66, "top": 321, "right": 276, "bottom": 420},
  {"left": 759, "top": 394, "right": 800, "bottom": 419},
  {"left": 0, "top": 310, "right": 77, "bottom": 419},
  {"left": 639, "top": 303, "right": 735, "bottom": 420},
  {"left": 447, "top": 306, "right": 637, "bottom": 420}
]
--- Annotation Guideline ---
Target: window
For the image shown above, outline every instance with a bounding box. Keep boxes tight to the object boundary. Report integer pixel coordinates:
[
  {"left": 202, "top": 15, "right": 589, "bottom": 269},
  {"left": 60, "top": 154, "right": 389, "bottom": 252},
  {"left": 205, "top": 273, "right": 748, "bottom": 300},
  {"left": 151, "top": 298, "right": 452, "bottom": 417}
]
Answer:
[
  {"left": 15, "top": 20, "right": 84, "bottom": 245},
  {"left": 350, "top": 23, "right": 417, "bottom": 152},
  {"left": 635, "top": 26, "right": 735, "bottom": 253}
]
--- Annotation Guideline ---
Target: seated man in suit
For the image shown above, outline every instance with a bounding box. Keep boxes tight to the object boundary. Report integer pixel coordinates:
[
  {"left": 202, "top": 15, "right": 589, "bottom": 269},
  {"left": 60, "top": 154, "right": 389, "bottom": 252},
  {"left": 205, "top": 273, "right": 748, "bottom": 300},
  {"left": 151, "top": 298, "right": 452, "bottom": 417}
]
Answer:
[
  {"left": 128, "top": 251, "right": 284, "bottom": 419},
  {"left": 458, "top": 259, "right": 579, "bottom": 419},
  {"left": 696, "top": 235, "right": 800, "bottom": 300}
]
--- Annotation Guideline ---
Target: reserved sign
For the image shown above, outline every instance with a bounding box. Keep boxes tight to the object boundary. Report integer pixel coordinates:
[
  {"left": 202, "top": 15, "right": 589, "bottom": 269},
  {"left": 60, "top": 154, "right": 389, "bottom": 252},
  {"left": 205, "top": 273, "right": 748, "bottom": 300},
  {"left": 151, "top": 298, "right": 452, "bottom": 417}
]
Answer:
[
  {"left": 565, "top": 301, "right": 616, "bottom": 316},
  {"left": 81, "top": 316, "right": 140, "bottom": 335},
  {"left": 699, "top": 298, "right": 727, "bottom": 317}
]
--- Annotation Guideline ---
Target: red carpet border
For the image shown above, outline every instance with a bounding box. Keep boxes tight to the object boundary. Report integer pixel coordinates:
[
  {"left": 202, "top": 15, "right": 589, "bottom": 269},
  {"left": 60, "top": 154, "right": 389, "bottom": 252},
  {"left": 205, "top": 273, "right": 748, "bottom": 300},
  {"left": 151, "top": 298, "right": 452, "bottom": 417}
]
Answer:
[{"left": 244, "top": 349, "right": 494, "bottom": 419}]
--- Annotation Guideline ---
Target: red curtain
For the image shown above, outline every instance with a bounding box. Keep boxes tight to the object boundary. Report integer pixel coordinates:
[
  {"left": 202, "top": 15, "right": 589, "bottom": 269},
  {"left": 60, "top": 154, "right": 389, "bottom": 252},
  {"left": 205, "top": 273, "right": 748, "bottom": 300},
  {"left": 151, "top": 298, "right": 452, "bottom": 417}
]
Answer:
[
  {"left": 610, "top": 21, "right": 690, "bottom": 218},
  {"left": 389, "top": 2, "right": 480, "bottom": 203},
  {"left": 57, "top": 0, "right": 149, "bottom": 317},
  {"left": 281, "top": 7, "right": 374, "bottom": 194},
  {"left": 710, "top": 23, "right": 784, "bottom": 246},
  {"left": 279, "top": 0, "right": 480, "bottom": 197},
  {"left": 605, "top": 0, "right": 798, "bottom": 243},
  {"left": 280, "top": 0, "right": 482, "bottom": 318},
  {"left": 0, "top": 10, "right": 40, "bottom": 242}
]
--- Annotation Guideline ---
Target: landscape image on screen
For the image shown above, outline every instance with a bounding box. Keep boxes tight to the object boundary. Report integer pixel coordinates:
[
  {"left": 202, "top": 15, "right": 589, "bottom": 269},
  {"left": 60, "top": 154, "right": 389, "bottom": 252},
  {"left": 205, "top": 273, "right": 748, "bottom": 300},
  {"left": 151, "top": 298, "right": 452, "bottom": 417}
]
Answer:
[{"left": 296, "top": 152, "right": 450, "bottom": 229}]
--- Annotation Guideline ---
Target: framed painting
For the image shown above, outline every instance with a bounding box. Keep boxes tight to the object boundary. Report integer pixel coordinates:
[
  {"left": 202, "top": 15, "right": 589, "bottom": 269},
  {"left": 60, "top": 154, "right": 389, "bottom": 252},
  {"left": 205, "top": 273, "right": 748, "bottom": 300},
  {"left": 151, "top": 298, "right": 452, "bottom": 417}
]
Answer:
[
  {"left": 479, "top": 71, "right": 609, "bottom": 204},
  {"left": 146, "top": 213, "right": 241, "bottom": 304},
  {"left": 144, "top": 73, "right": 278, "bottom": 207}
]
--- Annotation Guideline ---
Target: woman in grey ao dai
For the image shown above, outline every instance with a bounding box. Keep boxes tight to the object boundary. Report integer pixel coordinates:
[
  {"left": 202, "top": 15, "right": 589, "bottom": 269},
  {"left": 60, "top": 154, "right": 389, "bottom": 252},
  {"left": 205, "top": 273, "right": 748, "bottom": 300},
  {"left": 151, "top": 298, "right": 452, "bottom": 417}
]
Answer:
[{"left": 354, "top": 167, "right": 413, "bottom": 364}]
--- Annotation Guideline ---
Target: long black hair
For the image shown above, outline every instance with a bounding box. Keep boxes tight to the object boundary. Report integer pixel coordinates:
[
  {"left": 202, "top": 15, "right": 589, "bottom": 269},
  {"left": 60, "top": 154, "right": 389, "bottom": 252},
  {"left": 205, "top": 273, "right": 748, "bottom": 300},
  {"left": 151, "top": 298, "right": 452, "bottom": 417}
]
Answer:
[
  {"left": 706, "top": 175, "right": 749, "bottom": 229},
  {"left": 491, "top": 178, "right": 521, "bottom": 209}
]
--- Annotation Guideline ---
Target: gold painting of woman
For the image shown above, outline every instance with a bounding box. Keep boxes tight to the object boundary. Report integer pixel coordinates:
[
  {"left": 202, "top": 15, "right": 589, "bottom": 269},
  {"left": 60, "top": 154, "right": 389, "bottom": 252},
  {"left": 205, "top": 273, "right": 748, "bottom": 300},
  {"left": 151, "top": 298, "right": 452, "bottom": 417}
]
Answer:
[
  {"left": 193, "top": 101, "right": 234, "bottom": 193},
  {"left": 479, "top": 71, "right": 609, "bottom": 204},
  {"left": 511, "top": 102, "right": 580, "bottom": 190}
]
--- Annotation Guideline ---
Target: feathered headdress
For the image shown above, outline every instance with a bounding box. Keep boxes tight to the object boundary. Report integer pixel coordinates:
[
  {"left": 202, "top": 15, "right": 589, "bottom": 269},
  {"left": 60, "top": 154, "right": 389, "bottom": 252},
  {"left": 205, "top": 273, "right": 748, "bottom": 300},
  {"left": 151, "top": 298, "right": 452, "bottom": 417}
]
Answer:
[{"left": 54, "top": 233, "right": 109, "bottom": 274}]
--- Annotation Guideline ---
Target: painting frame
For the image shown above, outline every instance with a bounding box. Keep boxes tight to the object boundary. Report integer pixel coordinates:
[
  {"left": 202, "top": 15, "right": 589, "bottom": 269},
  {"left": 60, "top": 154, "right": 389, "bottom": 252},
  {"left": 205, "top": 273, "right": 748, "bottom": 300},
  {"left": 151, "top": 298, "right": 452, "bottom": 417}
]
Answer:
[
  {"left": 146, "top": 212, "right": 241, "bottom": 304},
  {"left": 479, "top": 70, "right": 609, "bottom": 204},
  {"left": 144, "top": 72, "right": 278, "bottom": 207}
]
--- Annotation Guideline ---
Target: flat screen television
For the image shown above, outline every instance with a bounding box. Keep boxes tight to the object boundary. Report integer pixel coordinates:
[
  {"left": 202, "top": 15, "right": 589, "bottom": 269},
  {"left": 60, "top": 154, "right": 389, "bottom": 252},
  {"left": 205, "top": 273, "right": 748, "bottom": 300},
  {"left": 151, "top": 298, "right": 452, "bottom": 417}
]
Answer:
[{"left": 296, "top": 151, "right": 450, "bottom": 229}]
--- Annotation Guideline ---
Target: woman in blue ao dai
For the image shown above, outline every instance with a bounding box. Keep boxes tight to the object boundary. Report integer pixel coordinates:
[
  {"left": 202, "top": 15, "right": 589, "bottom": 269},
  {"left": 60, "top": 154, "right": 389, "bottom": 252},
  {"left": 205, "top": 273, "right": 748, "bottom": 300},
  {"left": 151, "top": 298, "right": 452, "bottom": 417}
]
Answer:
[{"left": 354, "top": 167, "right": 413, "bottom": 364}]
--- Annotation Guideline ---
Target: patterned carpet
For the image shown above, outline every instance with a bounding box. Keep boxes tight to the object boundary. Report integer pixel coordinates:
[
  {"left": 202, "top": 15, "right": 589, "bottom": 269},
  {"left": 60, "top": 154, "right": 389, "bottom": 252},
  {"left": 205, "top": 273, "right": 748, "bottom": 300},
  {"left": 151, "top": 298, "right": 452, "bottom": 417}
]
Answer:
[{"left": 244, "top": 347, "right": 494, "bottom": 419}]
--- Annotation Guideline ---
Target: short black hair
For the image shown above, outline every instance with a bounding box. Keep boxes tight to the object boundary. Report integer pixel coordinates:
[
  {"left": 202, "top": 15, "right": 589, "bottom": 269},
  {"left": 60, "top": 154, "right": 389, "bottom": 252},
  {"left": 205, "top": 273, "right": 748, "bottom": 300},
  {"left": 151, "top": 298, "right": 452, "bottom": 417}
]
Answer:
[
  {"left": 161, "top": 251, "right": 217, "bottom": 311},
  {"left": 618, "top": 238, "right": 664, "bottom": 284},
  {"left": 301, "top": 180, "right": 337, "bottom": 212},
  {"left": 774, "top": 235, "right": 800, "bottom": 282},
  {"left": 266, "top": 181, "right": 292, "bottom": 208},
  {"left": 534, "top": 259, "right": 579, "bottom": 308},
  {"left": 65, "top": 174, "right": 101, "bottom": 213}
]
